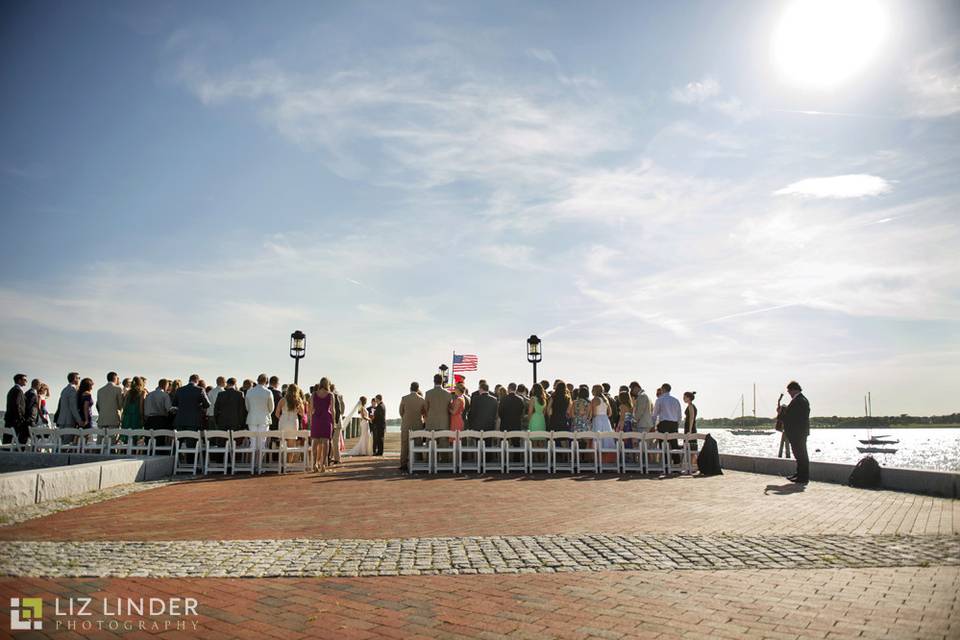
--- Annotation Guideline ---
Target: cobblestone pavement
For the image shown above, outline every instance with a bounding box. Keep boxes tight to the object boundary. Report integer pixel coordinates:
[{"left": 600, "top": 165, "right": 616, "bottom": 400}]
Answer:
[
  {"left": 2, "top": 533, "right": 957, "bottom": 578},
  {"left": 1, "top": 458, "right": 956, "bottom": 541},
  {"left": 1, "top": 566, "right": 957, "bottom": 639}
]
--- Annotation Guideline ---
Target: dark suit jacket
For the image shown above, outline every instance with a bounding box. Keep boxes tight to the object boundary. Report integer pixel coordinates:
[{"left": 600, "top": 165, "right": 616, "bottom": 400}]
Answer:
[
  {"left": 372, "top": 404, "right": 386, "bottom": 430},
  {"left": 24, "top": 388, "right": 39, "bottom": 425},
  {"left": 173, "top": 383, "right": 210, "bottom": 429},
  {"left": 214, "top": 388, "right": 247, "bottom": 429},
  {"left": 498, "top": 393, "right": 525, "bottom": 431},
  {"left": 782, "top": 393, "right": 810, "bottom": 438},
  {"left": 5, "top": 386, "right": 25, "bottom": 429},
  {"left": 469, "top": 392, "right": 498, "bottom": 430},
  {"left": 270, "top": 388, "right": 282, "bottom": 429}
]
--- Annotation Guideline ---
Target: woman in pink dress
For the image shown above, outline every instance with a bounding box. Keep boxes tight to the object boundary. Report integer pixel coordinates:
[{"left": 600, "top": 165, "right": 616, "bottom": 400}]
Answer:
[
  {"left": 449, "top": 386, "right": 466, "bottom": 432},
  {"left": 310, "top": 378, "right": 335, "bottom": 473}
]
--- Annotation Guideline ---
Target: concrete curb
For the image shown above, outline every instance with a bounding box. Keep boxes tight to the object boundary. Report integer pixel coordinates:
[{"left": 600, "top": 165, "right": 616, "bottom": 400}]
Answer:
[
  {"left": 0, "top": 453, "right": 174, "bottom": 509},
  {"left": 720, "top": 453, "right": 960, "bottom": 498}
]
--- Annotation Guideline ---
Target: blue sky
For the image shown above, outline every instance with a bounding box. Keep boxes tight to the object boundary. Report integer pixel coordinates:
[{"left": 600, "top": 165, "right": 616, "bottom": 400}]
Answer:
[{"left": 1, "top": 0, "right": 958, "bottom": 418}]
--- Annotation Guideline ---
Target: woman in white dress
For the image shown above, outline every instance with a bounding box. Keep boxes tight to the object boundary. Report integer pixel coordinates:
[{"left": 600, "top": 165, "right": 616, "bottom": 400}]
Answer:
[
  {"left": 344, "top": 395, "right": 374, "bottom": 457},
  {"left": 276, "top": 384, "right": 304, "bottom": 464},
  {"left": 590, "top": 384, "right": 616, "bottom": 462}
]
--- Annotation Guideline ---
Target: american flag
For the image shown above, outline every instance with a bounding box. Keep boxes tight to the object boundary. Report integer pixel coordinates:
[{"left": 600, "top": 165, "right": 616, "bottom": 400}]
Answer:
[{"left": 452, "top": 353, "right": 478, "bottom": 372}]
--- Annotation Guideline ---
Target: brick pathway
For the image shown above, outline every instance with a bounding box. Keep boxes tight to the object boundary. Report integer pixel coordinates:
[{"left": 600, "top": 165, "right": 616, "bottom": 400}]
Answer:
[
  {"left": 1, "top": 450, "right": 958, "bottom": 639},
  {"left": 1, "top": 458, "right": 956, "bottom": 542},
  {"left": 1, "top": 566, "right": 957, "bottom": 639}
]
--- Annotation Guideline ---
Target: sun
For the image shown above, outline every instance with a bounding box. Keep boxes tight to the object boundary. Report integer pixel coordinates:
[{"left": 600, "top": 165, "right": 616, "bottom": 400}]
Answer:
[{"left": 772, "top": 0, "right": 888, "bottom": 90}]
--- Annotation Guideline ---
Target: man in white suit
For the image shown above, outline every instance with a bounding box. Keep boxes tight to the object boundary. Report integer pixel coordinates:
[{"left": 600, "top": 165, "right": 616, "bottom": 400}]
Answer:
[{"left": 245, "top": 373, "right": 275, "bottom": 452}]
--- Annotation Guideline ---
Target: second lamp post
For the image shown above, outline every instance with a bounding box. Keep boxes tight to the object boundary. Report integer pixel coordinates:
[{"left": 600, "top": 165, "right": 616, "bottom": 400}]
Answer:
[{"left": 526, "top": 334, "right": 541, "bottom": 389}]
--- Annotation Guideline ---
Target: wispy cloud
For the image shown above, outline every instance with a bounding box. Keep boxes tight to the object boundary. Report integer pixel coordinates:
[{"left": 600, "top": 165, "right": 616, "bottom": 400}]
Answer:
[
  {"left": 904, "top": 45, "right": 960, "bottom": 118},
  {"left": 774, "top": 174, "right": 893, "bottom": 199},
  {"left": 671, "top": 76, "right": 721, "bottom": 104}
]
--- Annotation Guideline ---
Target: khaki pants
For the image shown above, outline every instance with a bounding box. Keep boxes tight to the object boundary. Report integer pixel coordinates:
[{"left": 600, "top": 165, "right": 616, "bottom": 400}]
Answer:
[{"left": 329, "top": 424, "right": 342, "bottom": 463}]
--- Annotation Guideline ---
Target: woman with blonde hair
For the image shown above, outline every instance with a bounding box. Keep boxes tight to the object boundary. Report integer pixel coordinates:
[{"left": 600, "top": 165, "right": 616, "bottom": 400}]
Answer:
[
  {"left": 591, "top": 384, "right": 616, "bottom": 464},
  {"left": 276, "top": 383, "right": 305, "bottom": 464},
  {"left": 310, "top": 378, "right": 335, "bottom": 472}
]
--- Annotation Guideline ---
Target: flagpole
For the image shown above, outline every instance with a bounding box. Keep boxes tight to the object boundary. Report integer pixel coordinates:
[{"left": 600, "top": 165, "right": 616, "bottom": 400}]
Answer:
[{"left": 452, "top": 350, "right": 456, "bottom": 388}]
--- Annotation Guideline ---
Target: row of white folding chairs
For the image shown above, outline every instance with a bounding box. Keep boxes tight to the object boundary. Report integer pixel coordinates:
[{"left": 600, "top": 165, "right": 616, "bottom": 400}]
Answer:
[
  {"left": 2, "top": 427, "right": 312, "bottom": 476},
  {"left": 409, "top": 430, "right": 706, "bottom": 474},
  {"left": 171, "top": 430, "right": 313, "bottom": 475}
]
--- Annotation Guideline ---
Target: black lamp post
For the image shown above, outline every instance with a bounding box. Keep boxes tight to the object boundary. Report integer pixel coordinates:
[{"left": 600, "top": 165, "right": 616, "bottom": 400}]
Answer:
[
  {"left": 290, "top": 330, "right": 306, "bottom": 385},
  {"left": 438, "top": 363, "right": 449, "bottom": 387},
  {"left": 526, "top": 334, "right": 541, "bottom": 389}
]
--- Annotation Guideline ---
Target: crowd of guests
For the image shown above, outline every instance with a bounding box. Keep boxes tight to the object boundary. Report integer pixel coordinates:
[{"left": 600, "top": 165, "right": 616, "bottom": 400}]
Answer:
[
  {"left": 3, "top": 371, "right": 353, "bottom": 473},
  {"left": 396, "top": 375, "right": 698, "bottom": 469}
]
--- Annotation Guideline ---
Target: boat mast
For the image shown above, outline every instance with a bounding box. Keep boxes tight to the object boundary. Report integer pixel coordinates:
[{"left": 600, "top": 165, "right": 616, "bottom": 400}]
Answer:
[
  {"left": 868, "top": 392, "right": 872, "bottom": 418},
  {"left": 752, "top": 383, "right": 756, "bottom": 418},
  {"left": 741, "top": 394, "right": 745, "bottom": 428}
]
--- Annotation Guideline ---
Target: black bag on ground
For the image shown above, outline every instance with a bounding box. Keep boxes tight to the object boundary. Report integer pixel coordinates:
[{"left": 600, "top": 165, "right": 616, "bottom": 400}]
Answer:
[
  {"left": 848, "top": 456, "right": 882, "bottom": 488},
  {"left": 696, "top": 434, "right": 723, "bottom": 476}
]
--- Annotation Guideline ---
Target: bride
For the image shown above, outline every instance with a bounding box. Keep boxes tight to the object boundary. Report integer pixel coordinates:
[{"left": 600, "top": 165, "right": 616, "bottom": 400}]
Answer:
[{"left": 344, "top": 395, "right": 373, "bottom": 457}]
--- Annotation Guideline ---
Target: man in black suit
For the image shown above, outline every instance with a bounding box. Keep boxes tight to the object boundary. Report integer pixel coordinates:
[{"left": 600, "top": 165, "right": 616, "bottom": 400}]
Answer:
[
  {"left": 468, "top": 382, "right": 498, "bottom": 431},
  {"left": 214, "top": 378, "right": 247, "bottom": 430},
  {"left": 173, "top": 374, "right": 211, "bottom": 431},
  {"left": 4, "top": 374, "right": 28, "bottom": 445},
  {"left": 24, "top": 379, "right": 41, "bottom": 430},
  {"left": 371, "top": 394, "right": 387, "bottom": 456},
  {"left": 268, "top": 376, "right": 282, "bottom": 431},
  {"left": 779, "top": 380, "right": 811, "bottom": 484},
  {"left": 498, "top": 383, "right": 526, "bottom": 431}
]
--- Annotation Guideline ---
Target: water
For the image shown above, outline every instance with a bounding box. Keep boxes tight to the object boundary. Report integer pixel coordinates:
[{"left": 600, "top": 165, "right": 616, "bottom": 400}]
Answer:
[{"left": 703, "top": 428, "right": 960, "bottom": 472}]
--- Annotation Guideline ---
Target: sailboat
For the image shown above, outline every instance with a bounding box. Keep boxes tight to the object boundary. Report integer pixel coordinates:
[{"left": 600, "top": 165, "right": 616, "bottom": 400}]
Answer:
[
  {"left": 730, "top": 385, "right": 774, "bottom": 435},
  {"left": 856, "top": 392, "right": 898, "bottom": 453}
]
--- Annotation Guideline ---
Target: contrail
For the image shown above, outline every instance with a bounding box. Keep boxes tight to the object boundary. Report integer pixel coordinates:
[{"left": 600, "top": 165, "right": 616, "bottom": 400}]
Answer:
[{"left": 704, "top": 303, "right": 797, "bottom": 324}]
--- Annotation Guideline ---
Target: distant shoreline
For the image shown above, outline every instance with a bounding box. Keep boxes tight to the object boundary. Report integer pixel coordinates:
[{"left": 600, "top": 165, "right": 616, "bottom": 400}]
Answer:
[{"left": 703, "top": 424, "right": 960, "bottom": 430}]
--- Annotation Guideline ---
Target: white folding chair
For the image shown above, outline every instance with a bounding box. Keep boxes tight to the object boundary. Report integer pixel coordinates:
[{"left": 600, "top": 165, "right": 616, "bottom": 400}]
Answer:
[
  {"left": 598, "top": 431, "right": 622, "bottom": 473},
  {"left": 642, "top": 432, "right": 667, "bottom": 475},
  {"left": 56, "top": 428, "right": 84, "bottom": 454},
  {"left": 431, "top": 430, "right": 457, "bottom": 473},
  {"left": 283, "top": 429, "right": 311, "bottom": 473},
  {"left": 258, "top": 433, "right": 285, "bottom": 474},
  {"left": 203, "top": 430, "right": 231, "bottom": 474},
  {"left": 230, "top": 430, "right": 257, "bottom": 474},
  {"left": 504, "top": 432, "right": 530, "bottom": 473},
  {"left": 30, "top": 427, "right": 57, "bottom": 453},
  {"left": 111, "top": 429, "right": 136, "bottom": 455},
  {"left": 620, "top": 432, "right": 645, "bottom": 473},
  {"left": 575, "top": 432, "right": 599, "bottom": 473},
  {"left": 683, "top": 433, "right": 707, "bottom": 474},
  {"left": 81, "top": 428, "right": 108, "bottom": 454},
  {"left": 529, "top": 431, "right": 551, "bottom": 472},
  {"left": 550, "top": 431, "right": 577, "bottom": 473},
  {"left": 1, "top": 427, "right": 25, "bottom": 451},
  {"left": 408, "top": 429, "right": 433, "bottom": 473},
  {"left": 457, "top": 430, "right": 483, "bottom": 473},
  {"left": 173, "top": 431, "right": 202, "bottom": 475},
  {"left": 149, "top": 429, "right": 176, "bottom": 456},
  {"left": 480, "top": 431, "right": 506, "bottom": 473},
  {"left": 129, "top": 430, "right": 152, "bottom": 456},
  {"left": 666, "top": 432, "right": 687, "bottom": 475}
]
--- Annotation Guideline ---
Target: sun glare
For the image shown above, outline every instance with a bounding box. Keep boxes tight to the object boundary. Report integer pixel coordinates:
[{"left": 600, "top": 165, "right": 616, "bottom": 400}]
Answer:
[{"left": 772, "top": 0, "right": 888, "bottom": 90}]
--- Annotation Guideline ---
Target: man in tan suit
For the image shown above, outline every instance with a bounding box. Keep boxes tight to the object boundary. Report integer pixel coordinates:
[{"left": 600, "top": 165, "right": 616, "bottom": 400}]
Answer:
[
  {"left": 96, "top": 371, "right": 124, "bottom": 429},
  {"left": 630, "top": 381, "right": 654, "bottom": 432},
  {"left": 424, "top": 374, "right": 451, "bottom": 430},
  {"left": 398, "top": 381, "right": 426, "bottom": 470}
]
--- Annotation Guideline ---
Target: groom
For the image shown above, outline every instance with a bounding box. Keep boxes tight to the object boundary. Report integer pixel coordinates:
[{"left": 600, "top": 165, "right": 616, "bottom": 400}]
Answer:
[{"left": 371, "top": 394, "right": 386, "bottom": 456}]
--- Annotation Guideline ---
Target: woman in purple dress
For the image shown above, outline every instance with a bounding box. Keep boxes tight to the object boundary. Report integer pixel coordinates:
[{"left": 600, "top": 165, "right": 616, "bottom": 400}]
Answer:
[{"left": 310, "top": 377, "right": 335, "bottom": 473}]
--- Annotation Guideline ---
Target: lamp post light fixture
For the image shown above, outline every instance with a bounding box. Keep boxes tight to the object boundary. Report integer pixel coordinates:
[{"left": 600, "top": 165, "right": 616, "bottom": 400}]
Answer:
[
  {"left": 526, "top": 334, "right": 542, "bottom": 389},
  {"left": 290, "top": 330, "right": 306, "bottom": 385},
  {"left": 438, "top": 363, "right": 449, "bottom": 387}
]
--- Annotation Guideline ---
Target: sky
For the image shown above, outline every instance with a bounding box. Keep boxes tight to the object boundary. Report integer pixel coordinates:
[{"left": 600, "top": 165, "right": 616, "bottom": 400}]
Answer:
[{"left": 1, "top": 0, "right": 958, "bottom": 419}]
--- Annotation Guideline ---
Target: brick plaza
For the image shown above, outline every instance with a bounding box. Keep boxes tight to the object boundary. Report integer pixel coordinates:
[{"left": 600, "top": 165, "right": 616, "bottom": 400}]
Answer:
[{"left": 1, "top": 436, "right": 957, "bottom": 639}]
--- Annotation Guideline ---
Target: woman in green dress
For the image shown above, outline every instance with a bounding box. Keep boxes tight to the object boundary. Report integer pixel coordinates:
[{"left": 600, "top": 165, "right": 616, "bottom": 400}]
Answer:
[
  {"left": 527, "top": 383, "right": 547, "bottom": 432},
  {"left": 121, "top": 376, "right": 145, "bottom": 430}
]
